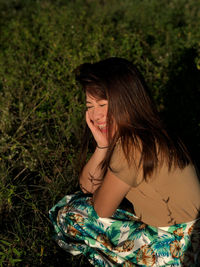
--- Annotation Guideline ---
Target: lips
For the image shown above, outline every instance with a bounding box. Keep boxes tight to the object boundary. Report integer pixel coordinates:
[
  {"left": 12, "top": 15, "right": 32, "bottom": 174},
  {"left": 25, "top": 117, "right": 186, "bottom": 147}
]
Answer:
[
  {"left": 98, "top": 124, "right": 107, "bottom": 129},
  {"left": 97, "top": 123, "right": 107, "bottom": 133}
]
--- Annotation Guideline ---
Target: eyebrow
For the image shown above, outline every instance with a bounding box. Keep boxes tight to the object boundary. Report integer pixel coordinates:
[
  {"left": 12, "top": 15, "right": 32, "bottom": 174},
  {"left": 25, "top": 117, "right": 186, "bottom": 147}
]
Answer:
[{"left": 86, "top": 99, "right": 106, "bottom": 104}]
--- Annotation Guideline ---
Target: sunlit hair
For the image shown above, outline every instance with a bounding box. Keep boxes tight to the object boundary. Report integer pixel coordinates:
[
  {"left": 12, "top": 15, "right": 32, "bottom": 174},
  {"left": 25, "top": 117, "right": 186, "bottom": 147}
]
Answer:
[{"left": 75, "top": 57, "right": 191, "bottom": 180}]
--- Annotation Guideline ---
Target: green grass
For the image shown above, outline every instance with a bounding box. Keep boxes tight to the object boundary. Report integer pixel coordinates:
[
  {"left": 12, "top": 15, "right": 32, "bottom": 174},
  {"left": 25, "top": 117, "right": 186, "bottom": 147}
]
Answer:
[{"left": 0, "top": 0, "right": 200, "bottom": 265}]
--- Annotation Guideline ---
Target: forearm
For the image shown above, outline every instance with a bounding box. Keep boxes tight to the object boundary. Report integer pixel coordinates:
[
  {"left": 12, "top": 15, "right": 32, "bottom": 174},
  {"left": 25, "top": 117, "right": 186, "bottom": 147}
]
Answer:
[{"left": 79, "top": 147, "right": 108, "bottom": 194}]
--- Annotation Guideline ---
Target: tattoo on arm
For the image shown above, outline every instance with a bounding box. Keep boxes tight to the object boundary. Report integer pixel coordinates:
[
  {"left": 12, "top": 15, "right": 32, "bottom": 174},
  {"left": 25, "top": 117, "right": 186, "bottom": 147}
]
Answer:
[
  {"left": 79, "top": 183, "right": 91, "bottom": 194},
  {"left": 80, "top": 172, "right": 103, "bottom": 194},
  {"left": 88, "top": 172, "right": 102, "bottom": 186}
]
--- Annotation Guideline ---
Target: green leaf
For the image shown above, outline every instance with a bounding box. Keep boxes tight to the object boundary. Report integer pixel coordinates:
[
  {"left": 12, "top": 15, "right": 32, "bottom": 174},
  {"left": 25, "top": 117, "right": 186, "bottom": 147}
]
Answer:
[
  {"left": 13, "top": 248, "right": 21, "bottom": 257},
  {"left": 11, "top": 259, "right": 22, "bottom": 263},
  {"left": 0, "top": 240, "right": 10, "bottom": 246}
]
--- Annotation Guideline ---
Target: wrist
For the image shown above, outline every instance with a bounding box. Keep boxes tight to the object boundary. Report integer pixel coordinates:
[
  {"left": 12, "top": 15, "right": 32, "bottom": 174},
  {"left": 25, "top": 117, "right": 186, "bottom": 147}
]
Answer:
[{"left": 96, "top": 144, "right": 109, "bottom": 149}]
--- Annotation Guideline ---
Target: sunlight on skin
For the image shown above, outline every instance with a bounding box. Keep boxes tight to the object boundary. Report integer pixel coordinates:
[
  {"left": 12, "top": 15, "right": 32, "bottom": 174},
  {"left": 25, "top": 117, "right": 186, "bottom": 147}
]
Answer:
[
  {"left": 86, "top": 93, "right": 117, "bottom": 146},
  {"left": 86, "top": 93, "right": 109, "bottom": 147}
]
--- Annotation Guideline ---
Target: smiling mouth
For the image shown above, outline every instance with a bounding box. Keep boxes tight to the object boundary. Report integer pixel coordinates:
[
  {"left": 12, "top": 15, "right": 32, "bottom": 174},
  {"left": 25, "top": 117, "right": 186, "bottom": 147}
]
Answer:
[
  {"left": 98, "top": 124, "right": 107, "bottom": 129},
  {"left": 97, "top": 124, "right": 107, "bottom": 133}
]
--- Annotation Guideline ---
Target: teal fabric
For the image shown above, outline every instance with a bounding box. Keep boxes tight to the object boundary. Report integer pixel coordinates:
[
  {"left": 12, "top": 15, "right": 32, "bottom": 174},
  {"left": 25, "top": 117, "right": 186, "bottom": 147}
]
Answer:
[{"left": 49, "top": 191, "right": 199, "bottom": 266}]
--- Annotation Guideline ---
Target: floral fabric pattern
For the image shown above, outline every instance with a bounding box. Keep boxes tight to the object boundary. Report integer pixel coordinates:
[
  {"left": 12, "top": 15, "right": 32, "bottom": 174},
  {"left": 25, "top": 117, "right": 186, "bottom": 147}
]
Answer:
[{"left": 49, "top": 191, "right": 200, "bottom": 266}]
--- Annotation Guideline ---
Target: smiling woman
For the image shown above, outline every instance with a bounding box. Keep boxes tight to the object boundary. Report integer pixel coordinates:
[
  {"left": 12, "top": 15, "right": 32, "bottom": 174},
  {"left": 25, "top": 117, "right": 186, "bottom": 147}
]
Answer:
[
  {"left": 49, "top": 57, "right": 200, "bottom": 266},
  {"left": 86, "top": 95, "right": 109, "bottom": 140}
]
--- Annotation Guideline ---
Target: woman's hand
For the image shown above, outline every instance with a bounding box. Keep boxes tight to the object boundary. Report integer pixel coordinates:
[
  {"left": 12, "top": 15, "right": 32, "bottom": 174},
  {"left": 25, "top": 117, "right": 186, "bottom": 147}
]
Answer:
[{"left": 86, "top": 111, "right": 109, "bottom": 148}]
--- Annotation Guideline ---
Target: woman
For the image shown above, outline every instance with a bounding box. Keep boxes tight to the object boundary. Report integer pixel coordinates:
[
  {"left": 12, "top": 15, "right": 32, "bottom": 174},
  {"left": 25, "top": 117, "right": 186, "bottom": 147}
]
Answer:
[{"left": 49, "top": 58, "right": 200, "bottom": 266}]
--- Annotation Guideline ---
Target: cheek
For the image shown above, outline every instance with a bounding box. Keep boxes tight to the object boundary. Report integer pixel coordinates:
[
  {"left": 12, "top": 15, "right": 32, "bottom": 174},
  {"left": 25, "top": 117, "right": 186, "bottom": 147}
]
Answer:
[{"left": 87, "top": 109, "right": 93, "bottom": 120}]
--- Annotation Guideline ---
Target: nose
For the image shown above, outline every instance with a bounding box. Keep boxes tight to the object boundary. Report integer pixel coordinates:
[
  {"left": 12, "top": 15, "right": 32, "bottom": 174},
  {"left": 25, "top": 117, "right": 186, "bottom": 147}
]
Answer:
[{"left": 91, "top": 107, "right": 104, "bottom": 121}]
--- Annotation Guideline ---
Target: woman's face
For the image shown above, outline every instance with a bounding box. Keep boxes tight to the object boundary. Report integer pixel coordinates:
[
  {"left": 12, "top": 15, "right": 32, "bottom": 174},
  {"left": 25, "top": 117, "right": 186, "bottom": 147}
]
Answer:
[{"left": 86, "top": 93, "right": 108, "bottom": 133}]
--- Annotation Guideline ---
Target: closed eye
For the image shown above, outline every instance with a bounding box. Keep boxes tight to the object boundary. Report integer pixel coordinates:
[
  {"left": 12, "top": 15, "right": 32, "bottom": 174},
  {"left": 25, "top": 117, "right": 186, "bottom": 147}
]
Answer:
[{"left": 86, "top": 106, "right": 93, "bottom": 110}]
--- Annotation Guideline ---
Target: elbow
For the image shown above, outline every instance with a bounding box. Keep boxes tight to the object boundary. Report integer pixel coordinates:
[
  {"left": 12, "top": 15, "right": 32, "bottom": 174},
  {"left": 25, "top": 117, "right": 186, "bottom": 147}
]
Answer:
[
  {"left": 79, "top": 176, "right": 92, "bottom": 194},
  {"left": 79, "top": 174, "right": 95, "bottom": 194},
  {"left": 80, "top": 184, "right": 92, "bottom": 194}
]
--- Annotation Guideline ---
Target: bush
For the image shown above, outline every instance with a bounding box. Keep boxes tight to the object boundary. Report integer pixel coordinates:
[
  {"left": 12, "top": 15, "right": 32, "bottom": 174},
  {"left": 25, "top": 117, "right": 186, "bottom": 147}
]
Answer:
[{"left": 0, "top": 0, "right": 199, "bottom": 266}]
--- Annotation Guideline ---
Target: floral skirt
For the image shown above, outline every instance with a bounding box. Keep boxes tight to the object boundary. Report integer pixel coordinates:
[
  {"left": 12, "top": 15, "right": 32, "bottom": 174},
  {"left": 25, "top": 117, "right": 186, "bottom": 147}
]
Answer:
[{"left": 49, "top": 191, "right": 200, "bottom": 266}]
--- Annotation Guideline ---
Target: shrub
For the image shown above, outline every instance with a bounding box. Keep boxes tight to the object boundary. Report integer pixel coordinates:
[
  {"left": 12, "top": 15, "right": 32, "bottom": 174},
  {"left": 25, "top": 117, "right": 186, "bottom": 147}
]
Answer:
[{"left": 0, "top": 0, "right": 199, "bottom": 265}]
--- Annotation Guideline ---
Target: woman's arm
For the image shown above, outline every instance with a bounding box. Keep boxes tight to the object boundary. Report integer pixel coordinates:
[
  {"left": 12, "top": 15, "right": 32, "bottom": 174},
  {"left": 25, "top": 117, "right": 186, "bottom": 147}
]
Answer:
[
  {"left": 79, "top": 110, "right": 109, "bottom": 194},
  {"left": 79, "top": 146, "right": 108, "bottom": 194},
  {"left": 92, "top": 169, "right": 132, "bottom": 217}
]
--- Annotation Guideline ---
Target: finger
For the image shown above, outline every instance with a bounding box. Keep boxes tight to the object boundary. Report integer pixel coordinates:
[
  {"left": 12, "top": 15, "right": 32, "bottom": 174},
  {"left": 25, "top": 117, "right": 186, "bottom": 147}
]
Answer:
[
  {"left": 86, "top": 111, "right": 104, "bottom": 136},
  {"left": 86, "top": 112, "right": 108, "bottom": 146},
  {"left": 86, "top": 111, "right": 93, "bottom": 128},
  {"left": 86, "top": 111, "right": 97, "bottom": 132}
]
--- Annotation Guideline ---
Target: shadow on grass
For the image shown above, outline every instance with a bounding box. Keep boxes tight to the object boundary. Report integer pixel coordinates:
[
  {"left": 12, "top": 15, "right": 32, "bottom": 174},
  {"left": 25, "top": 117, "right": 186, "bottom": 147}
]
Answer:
[
  {"left": 161, "top": 47, "right": 200, "bottom": 170},
  {"left": 42, "top": 244, "right": 93, "bottom": 267},
  {"left": 183, "top": 211, "right": 200, "bottom": 266},
  {"left": 161, "top": 46, "right": 200, "bottom": 266}
]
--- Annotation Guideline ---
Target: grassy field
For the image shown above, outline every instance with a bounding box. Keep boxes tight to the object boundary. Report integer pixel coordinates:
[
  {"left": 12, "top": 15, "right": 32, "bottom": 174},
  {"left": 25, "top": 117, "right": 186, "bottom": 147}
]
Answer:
[{"left": 0, "top": 0, "right": 200, "bottom": 266}]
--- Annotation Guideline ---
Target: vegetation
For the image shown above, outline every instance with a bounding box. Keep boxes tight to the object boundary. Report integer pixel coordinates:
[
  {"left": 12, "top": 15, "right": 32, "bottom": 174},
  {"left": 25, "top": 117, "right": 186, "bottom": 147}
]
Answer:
[{"left": 0, "top": 0, "right": 199, "bottom": 266}]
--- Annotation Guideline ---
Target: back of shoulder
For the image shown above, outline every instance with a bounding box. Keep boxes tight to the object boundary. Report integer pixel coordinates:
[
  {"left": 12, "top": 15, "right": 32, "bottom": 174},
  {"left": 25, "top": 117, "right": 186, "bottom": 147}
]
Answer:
[{"left": 109, "top": 141, "right": 140, "bottom": 187}]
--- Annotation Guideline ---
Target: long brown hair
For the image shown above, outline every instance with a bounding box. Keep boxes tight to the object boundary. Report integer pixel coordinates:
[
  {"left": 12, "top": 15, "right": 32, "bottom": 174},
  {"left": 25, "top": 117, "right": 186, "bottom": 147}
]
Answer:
[{"left": 75, "top": 57, "right": 191, "bottom": 180}]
